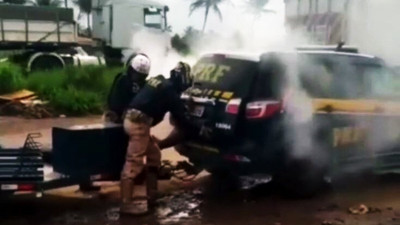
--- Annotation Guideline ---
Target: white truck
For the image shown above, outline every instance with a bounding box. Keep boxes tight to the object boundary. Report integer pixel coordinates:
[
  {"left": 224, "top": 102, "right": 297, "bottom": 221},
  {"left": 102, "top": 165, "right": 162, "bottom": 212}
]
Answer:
[
  {"left": 284, "top": 0, "right": 400, "bottom": 66},
  {"left": 91, "top": 0, "right": 169, "bottom": 65},
  {"left": 0, "top": 4, "right": 105, "bottom": 71},
  {"left": 0, "top": 0, "right": 169, "bottom": 71}
]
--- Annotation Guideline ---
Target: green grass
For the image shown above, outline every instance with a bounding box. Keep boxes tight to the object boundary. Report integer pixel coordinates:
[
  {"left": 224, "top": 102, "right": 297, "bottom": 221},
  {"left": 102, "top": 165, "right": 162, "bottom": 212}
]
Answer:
[
  {"left": 0, "top": 62, "right": 25, "bottom": 94},
  {"left": 49, "top": 86, "right": 104, "bottom": 116},
  {"left": 0, "top": 62, "right": 123, "bottom": 116}
]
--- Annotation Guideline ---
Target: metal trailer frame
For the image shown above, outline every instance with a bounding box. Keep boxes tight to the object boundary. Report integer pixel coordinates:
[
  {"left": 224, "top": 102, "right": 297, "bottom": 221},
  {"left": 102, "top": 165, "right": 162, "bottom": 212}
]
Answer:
[
  {"left": 0, "top": 133, "right": 120, "bottom": 197},
  {"left": 0, "top": 129, "right": 198, "bottom": 197}
]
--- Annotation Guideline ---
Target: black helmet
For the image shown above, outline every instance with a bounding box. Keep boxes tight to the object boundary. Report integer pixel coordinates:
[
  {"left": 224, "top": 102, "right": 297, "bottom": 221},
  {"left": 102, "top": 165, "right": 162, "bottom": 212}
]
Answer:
[{"left": 169, "top": 62, "right": 192, "bottom": 92}]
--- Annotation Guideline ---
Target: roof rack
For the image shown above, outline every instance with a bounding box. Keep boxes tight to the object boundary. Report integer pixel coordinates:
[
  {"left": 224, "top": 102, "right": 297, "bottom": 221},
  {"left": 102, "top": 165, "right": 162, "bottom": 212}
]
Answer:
[{"left": 296, "top": 42, "right": 359, "bottom": 53}]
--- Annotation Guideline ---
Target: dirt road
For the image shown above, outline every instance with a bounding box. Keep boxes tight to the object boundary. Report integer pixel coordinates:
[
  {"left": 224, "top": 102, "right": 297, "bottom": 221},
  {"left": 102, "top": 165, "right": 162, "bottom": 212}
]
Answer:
[{"left": 1, "top": 116, "right": 400, "bottom": 225}]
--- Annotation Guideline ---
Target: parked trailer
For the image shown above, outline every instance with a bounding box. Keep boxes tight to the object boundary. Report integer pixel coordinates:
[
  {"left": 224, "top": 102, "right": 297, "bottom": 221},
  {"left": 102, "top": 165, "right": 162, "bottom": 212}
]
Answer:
[
  {"left": 0, "top": 5, "right": 104, "bottom": 72},
  {"left": 0, "top": 124, "right": 193, "bottom": 196},
  {"left": 0, "top": 124, "right": 127, "bottom": 196}
]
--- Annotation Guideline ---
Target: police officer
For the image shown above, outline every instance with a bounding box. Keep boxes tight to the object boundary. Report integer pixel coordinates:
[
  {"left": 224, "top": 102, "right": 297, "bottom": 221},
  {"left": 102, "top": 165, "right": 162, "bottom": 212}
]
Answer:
[
  {"left": 80, "top": 53, "right": 151, "bottom": 193},
  {"left": 104, "top": 53, "right": 151, "bottom": 123},
  {"left": 155, "top": 63, "right": 194, "bottom": 149},
  {"left": 120, "top": 62, "right": 193, "bottom": 215}
]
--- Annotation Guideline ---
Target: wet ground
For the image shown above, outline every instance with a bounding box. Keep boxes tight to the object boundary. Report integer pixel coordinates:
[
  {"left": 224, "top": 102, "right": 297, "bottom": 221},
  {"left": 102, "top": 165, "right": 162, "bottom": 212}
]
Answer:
[{"left": 1, "top": 116, "right": 400, "bottom": 225}]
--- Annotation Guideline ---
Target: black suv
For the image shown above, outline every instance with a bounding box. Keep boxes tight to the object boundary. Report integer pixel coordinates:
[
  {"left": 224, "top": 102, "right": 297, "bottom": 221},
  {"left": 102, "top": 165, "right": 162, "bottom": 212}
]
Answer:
[{"left": 176, "top": 48, "right": 400, "bottom": 195}]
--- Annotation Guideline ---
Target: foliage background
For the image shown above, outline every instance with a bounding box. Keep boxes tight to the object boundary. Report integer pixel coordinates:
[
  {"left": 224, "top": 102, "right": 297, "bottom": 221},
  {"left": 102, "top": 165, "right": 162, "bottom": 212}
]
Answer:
[{"left": 0, "top": 62, "right": 122, "bottom": 116}]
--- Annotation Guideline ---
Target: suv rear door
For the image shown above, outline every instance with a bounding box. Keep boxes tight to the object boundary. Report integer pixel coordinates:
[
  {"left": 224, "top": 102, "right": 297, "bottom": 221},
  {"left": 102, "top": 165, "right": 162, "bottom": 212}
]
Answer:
[{"left": 184, "top": 54, "right": 259, "bottom": 145}]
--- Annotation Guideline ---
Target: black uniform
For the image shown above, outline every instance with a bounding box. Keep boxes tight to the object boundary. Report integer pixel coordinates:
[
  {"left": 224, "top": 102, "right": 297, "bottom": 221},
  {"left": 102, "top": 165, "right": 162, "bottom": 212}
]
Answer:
[
  {"left": 128, "top": 75, "right": 191, "bottom": 129},
  {"left": 107, "top": 72, "right": 144, "bottom": 122}
]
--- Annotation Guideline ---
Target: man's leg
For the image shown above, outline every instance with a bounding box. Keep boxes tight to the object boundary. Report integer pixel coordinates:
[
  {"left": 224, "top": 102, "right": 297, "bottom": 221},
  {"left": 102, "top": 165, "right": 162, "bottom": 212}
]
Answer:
[
  {"left": 120, "top": 119, "right": 150, "bottom": 215},
  {"left": 146, "top": 138, "right": 162, "bottom": 205}
]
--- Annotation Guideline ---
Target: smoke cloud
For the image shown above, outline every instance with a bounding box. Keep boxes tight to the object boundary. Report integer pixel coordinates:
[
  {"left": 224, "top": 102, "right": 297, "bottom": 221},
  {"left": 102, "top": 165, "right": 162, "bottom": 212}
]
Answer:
[{"left": 348, "top": 0, "right": 400, "bottom": 66}]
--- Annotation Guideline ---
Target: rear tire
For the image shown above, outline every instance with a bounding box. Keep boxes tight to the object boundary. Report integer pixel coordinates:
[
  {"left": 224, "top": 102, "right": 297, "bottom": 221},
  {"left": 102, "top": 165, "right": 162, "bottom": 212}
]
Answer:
[{"left": 29, "top": 54, "right": 64, "bottom": 72}]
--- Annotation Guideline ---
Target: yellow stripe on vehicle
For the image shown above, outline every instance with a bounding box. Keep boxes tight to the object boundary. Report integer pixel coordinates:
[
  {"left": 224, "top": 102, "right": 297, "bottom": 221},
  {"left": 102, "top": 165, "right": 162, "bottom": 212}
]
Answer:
[
  {"left": 333, "top": 127, "right": 367, "bottom": 148},
  {"left": 190, "top": 88, "right": 203, "bottom": 96},
  {"left": 214, "top": 90, "right": 222, "bottom": 97},
  {"left": 312, "top": 98, "right": 400, "bottom": 115},
  {"left": 221, "top": 91, "right": 234, "bottom": 100}
]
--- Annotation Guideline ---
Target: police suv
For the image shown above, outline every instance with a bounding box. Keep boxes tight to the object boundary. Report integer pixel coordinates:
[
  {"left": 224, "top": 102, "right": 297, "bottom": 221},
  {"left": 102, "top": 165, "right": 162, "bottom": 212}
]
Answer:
[{"left": 176, "top": 46, "right": 400, "bottom": 195}]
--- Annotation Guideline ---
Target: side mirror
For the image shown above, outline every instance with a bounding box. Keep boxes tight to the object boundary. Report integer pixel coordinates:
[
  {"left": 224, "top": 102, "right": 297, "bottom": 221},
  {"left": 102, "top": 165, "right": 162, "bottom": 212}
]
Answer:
[{"left": 164, "top": 6, "right": 170, "bottom": 12}]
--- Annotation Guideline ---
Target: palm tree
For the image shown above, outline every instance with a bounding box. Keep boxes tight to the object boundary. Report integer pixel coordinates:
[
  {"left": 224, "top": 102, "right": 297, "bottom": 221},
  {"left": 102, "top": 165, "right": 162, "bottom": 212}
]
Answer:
[
  {"left": 73, "top": 0, "right": 92, "bottom": 36},
  {"left": 244, "top": 0, "right": 274, "bottom": 46},
  {"left": 189, "top": 0, "right": 225, "bottom": 33},
  {"left": 245, "top": 0, "right": 275, "bottom": 20}
]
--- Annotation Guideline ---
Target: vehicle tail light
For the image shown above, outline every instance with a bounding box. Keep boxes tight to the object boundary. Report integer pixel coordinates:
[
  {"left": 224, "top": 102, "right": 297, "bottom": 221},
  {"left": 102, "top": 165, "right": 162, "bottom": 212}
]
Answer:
[
  {"left": 225, "top": 99, "right": 241, "bottom": 114},
  {"left": 246, "top": 100, "right": 282, "bottom": 119},
  {"left": 18, "top": 184, "right": 35, "bottom": 191}
]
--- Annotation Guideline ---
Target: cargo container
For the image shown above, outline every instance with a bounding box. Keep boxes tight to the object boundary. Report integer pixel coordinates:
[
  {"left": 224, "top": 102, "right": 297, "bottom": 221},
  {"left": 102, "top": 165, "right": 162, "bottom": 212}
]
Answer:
[{"left": 0, "top": 4, "right": 105, "bottom": 71}]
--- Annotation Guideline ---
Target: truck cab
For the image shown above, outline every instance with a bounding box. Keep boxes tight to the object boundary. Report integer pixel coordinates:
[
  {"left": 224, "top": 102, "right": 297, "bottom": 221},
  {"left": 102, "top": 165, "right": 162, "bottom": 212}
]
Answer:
[{"left": 91, "top": 0, "right": 169, "bottom": 64}]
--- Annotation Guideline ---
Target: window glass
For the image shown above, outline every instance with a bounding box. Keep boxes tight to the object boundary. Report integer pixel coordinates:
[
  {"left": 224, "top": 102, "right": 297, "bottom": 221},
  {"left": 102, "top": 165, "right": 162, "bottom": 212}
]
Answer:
[
  {"left": 144, "top": 8, "right": 162, "bottom": 29},
  {"left": 364, "top": 66, "right": 400, "bottom": 99},
  {"left": 298, "top": 54, "right": 372, "bottom": 99}
]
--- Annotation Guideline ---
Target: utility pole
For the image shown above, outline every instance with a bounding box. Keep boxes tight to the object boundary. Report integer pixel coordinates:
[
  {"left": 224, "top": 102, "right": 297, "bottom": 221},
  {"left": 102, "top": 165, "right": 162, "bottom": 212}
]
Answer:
[
  {"left": 342, "top": 0, "right": 351, "bottom": 43},
  {"left": 297, "top": 0, "right": 301, "bottom": 17},
  {"left": 64, "top": 0, "right": 68, "bottom": 8}
]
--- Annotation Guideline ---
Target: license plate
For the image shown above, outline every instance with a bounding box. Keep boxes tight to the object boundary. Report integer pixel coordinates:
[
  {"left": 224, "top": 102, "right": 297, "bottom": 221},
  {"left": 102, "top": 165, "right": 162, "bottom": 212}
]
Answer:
[
  {"left": 190, "top": 105, "right": 205, "bottom": 117},
  {"left": 1, "top": 184, "right": 17, "bottom": 190}
]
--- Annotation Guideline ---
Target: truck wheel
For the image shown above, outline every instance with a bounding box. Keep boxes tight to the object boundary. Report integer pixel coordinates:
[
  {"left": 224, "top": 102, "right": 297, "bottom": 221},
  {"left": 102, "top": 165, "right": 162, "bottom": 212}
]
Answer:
[
  {"left": 28, "top": 53, "right": 65, "bottom": 72},
  {"left": 276, "top": 159, "right": 326, "bottom": 198}
]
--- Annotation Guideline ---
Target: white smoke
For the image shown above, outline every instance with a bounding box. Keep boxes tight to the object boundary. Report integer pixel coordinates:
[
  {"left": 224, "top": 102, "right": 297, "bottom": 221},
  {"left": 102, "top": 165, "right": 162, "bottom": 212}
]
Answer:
[
  {"left": 123, "top": 28, "right": 197, "bottom": 78},
  {"left": 348, "top": 0, "right": 400, "bottom": 66},
  {"left": 281, "top": 54, "right": 316, "bottom": 159}
]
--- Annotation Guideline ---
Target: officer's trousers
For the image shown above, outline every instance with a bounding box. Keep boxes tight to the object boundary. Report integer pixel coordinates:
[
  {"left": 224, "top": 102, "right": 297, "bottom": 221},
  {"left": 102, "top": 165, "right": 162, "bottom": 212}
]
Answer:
[{"left": 121, "top": 110, "right": 161, "bottom": 180}]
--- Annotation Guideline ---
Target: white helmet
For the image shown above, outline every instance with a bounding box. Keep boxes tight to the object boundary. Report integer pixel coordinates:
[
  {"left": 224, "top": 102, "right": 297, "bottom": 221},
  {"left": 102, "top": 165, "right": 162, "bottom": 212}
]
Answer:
[{"left": 129, "top": 54, "right": 151, "bottom": 75}]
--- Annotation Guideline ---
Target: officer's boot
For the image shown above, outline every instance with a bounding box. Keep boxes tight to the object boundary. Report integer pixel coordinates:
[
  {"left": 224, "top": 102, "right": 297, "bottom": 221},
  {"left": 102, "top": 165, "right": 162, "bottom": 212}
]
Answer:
[
  {"left": 120, "top": 179, "right": 134, "bottom": 214},
  {"left": 146, "top": 166, "right": 159, "bottom": 207}
]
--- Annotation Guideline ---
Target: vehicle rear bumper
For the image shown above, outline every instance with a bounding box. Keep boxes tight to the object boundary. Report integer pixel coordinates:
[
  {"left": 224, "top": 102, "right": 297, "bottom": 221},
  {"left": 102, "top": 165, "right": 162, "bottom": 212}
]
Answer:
[{"left": 175, "top": 140, "right": 282, "bottom": 175}]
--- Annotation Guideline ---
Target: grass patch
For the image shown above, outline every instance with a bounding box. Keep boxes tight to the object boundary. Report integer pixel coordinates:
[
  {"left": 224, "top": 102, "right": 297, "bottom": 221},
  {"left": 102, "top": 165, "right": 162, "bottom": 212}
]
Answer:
[
  {"left": 49, "top": 86, "right": 104, "bottom": 116},
  {"left": 0, "top": 63, "right": 123, "bottom": 116},
  {"left": 0, "top": 62, "right": 25, "bottom": 94}
]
